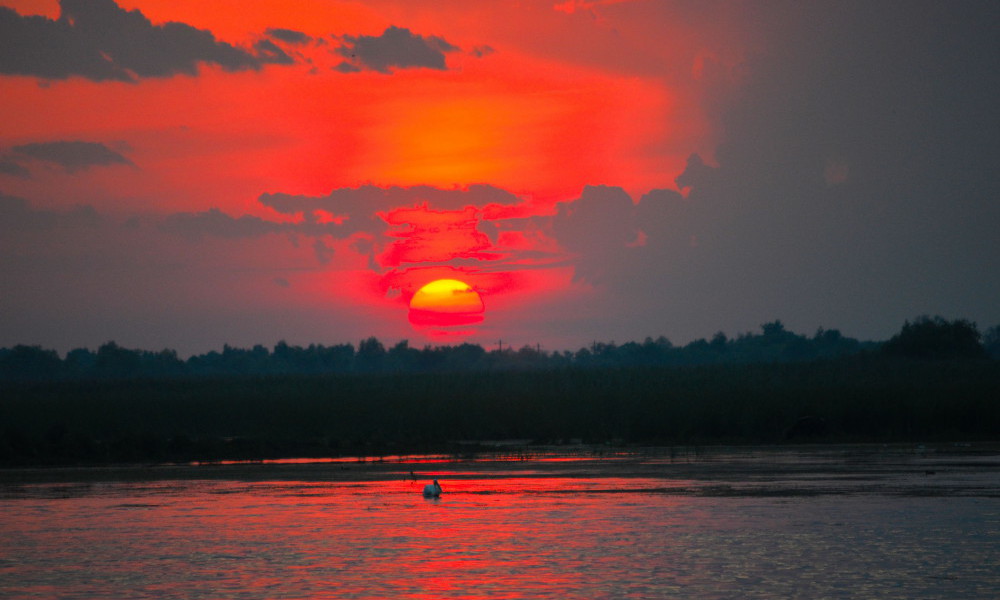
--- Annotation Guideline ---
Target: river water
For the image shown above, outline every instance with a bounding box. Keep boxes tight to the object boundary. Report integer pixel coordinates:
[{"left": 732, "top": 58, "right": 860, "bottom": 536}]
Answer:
[{"left": 2, "top": 446, "right": 999, "bottom": 599}]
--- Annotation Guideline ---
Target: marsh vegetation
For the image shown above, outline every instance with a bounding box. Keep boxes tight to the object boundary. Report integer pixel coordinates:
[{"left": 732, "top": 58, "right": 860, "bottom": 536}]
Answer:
[{"left": 1, "top": 317, "right": 997, "bottom": 464}]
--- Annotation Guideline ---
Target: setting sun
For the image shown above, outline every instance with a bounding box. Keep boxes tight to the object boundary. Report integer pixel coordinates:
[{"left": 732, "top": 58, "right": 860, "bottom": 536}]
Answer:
[
  {"left": 408, "top": 279, "right": 485, "bottom": 332},
  {"left": 410, "top": 278, "right": 484, "bottom": 313}
]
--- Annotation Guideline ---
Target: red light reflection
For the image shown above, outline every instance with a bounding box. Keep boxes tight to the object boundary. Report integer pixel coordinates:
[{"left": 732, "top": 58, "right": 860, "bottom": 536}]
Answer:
[
  {"left": 367, "top": 196, "right": 569, "bottom": 341},
  {"left": 379, "top": 205, "right": 500, "bottom": 268},
  {"left": 3, "top": 466, "right": 708, "bottom": 599}
]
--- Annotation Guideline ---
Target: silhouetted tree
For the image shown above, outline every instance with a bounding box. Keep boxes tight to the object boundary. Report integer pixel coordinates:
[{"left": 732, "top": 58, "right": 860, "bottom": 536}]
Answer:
[
  {"left": 710, "top": 332, "right": 728, "bottom": 353},
  {"left": 811, "top": 328, "right": 861, "bottom": 359},
  {"left": 681, "top": 338, "right": 713, "bottom": 364},
  {"left": 882, "top": 316, "right": 986, "bottom": 359},
  {"left": 388, "top": 340, "right": 420, "bottom": 371},
  {"left": 141, "top": 348, "right": 185, "bottom": 376},
  {"left": 0, "top": 319, "right": 938, "bottom": 382},
  {"left": 984, "top": 325, "right": 1000, "bottom": 359},
  {"left": 782, "top": 336, "right": 818, "bottom": 361},
  {"left": 356, "top": 336, "right": 386, "bottom": 371},
  {"left": 65, "top": 347, "right": 97, "bottom": 375},
  {"left": 0, "top": 345, "right": 62, "bottom": 380},
  {"left": 317, "top": 343, "right": 355, "bottom": 372},
  {"left": 95, "top": 342, "right": 142, "bottom": 377},
  {"left": 445, "top": 343, "right": 487, "bottom": 370},
  {"left": 761, "top": 320, "right": 787, "bottom": 338}
]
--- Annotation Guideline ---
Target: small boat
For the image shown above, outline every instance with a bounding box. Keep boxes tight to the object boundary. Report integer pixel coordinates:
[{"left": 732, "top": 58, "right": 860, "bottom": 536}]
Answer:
[{"left": 423, "top": 479, "right": 442, "bottom": 497}]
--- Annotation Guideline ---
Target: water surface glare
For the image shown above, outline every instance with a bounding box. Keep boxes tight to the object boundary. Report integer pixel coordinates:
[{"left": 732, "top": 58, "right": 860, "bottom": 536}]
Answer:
[{"left": 2, "top": 448, "right": 999, "bottom": 599}]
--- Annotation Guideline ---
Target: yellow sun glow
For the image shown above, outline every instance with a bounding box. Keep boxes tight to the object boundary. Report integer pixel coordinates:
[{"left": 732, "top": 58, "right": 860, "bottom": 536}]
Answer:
[{"left": 409, "top": 279, "right": 485, "bottom": 314}]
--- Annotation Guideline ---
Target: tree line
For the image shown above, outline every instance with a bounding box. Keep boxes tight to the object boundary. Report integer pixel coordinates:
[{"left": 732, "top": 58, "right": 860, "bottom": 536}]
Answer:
[
  {"left": 1, "top": 316, "right": 997, "bottom": 464},
  {"left": 2, "top": 316, "right": 996, "bottom": 381}
]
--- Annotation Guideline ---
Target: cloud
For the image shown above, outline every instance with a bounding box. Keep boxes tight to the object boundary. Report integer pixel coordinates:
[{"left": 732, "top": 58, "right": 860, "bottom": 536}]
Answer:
[
  {"left": 313, "top": 239, "right": 335, "bottom": 264},
  {"left": 553, "top": 0, "right": 639, "bottom": 19},
  {"left": 674, "top": 153, "right": 717, "bottom": 192},
  {"left": 11, "top": 140, "right": 133, "bottom": 173},
  {"left": 259, "top": 184, "right": 524, "bottom": 232},
  {"left": 0, "top": 0, "right": 269, "bottom": 82},
  {"left": 253, "top": 39, "right": 295, "bottom": 65},
  {"left": 159, "top": 208, "right": 287, "bottom": 240},
  {"left": 335, "top": 26, "right": 460, "bottom": 73},
  {"left": 378, "top": 205, "right": 499, "bottom": 268},
  {"left": 554, "top": 185, "right": 634, "bottom": 250},
  {"left": 160, "top": 184, "right": 555, "bottom": 282},
  {"left": 471, "top": 45, "right": 495, "bottom": 58},
  {"left": 255, "top": 185, "right": 534, "bottom": 270},
  {"left": 551, "top": 185, "right": 635, "bottom": 283},
  {"left": 265, "top": 28, "right": 312, "bottom": 45},
  {"left": 333, "top": 61, "right": 362, "bottom": 74},
  {"left": 0, "top": 194, "right": 58, "bottom": 231},
  {"left": 0, "top": 159, "right": 31, "bottom": 179},
  {"left": 0, "top": 194, "right": 101, "bottom": 232}
]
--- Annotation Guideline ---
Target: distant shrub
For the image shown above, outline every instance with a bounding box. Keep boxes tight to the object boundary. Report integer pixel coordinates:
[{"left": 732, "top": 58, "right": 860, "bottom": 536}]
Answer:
[{"left": 882, "top": 316, "right": 986, "bottom": 360}]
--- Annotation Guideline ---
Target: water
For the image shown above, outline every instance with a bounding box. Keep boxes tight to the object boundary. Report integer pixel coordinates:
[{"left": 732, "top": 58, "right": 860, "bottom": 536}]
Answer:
[{"left": 2, "top": 446, "right": 999, "bottom": 599}]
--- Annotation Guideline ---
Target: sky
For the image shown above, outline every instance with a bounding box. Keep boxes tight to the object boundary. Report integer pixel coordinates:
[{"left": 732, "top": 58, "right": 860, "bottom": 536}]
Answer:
[{"left": 1, "top": 0, "right": 998, "bottom": 356}]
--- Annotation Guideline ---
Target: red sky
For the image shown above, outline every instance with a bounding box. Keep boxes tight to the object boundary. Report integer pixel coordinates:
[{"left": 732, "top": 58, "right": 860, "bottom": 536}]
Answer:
[{"left": 2, "top": 0, "right": 998, "bottom": 354}]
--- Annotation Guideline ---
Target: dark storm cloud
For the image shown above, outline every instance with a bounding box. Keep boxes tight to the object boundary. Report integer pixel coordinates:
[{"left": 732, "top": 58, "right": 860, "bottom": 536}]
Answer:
[
  {"left": 552, "top": 186, "right": 636, "bottom": 283},
  {"left": 265, "top": 28, "right": 312, "bottom": 45},
  {"left": 0, "top": 0, "right": 268, "bottom": 82},
  {"left": 11, "top": 140, "right": 133, "bottom": 173},
  {"left": 554, "top": 186, "right": 634, "bottom": 250},
  {"left": 550, "top": 1, "right": 1000, "bottom": 341},
  {"left": 335, "top": 26, "right": 459, "bottom": 73}
]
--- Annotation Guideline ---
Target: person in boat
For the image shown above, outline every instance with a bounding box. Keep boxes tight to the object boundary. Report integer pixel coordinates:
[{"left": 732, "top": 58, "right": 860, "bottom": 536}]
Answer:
[{"left": 423, "top": 479, "right": 442, "bottom": 497}]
